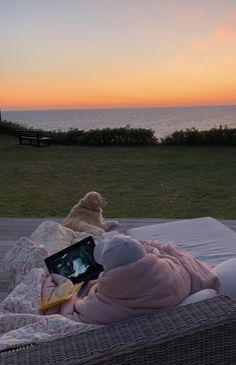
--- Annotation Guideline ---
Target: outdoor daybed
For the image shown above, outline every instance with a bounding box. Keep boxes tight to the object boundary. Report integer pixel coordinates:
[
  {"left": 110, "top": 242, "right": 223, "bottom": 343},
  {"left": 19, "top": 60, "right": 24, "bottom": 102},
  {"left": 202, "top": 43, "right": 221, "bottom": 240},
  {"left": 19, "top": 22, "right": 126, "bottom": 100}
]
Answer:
[
  {"left": 1, "top": 217, "right": 236, "bottom": 365},
  {"left": 1, "top": 295, "right": 236, "bottom": 365}
]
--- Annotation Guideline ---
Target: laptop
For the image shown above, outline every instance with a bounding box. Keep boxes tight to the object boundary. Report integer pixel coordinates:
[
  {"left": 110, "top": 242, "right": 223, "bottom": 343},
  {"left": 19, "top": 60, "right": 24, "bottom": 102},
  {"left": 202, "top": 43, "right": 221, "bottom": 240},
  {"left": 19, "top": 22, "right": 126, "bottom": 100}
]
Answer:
[{"left": 44, "top": 235, "right": 103, "bottom": 285}]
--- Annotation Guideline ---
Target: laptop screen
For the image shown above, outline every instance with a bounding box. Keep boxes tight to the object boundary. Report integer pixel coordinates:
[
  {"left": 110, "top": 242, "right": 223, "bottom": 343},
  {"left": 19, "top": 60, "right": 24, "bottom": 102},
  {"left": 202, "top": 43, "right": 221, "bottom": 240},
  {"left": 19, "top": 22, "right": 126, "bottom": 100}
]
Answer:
[{"left": 45, "top": 235, "right": 103, "bottom": 284}]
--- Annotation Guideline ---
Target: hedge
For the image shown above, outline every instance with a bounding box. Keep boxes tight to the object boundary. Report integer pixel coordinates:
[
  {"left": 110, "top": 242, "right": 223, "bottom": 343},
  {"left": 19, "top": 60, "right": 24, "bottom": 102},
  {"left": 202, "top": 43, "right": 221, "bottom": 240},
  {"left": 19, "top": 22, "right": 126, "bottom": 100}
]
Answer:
[
  {"left": 161, "top": 126, "right": 236, "bottom": 146},
  {"left": 0, "top": 119, "right": 235, "bottom": 146}
]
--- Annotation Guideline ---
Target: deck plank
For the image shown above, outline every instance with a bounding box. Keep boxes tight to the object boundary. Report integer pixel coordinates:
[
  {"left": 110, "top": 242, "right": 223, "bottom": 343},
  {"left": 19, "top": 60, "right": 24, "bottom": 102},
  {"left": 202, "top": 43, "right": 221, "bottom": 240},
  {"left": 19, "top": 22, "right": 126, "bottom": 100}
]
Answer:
[{"left": 0, "top": 217, "right": 236, "bottom": 301}]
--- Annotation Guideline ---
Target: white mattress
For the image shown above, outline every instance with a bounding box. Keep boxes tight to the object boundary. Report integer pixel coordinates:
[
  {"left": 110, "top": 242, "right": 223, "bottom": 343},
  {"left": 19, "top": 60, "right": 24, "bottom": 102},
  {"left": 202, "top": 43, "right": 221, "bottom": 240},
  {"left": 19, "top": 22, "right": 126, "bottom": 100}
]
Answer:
[{"left": 127, "top": 217, "right": 236, "bottom": 266}]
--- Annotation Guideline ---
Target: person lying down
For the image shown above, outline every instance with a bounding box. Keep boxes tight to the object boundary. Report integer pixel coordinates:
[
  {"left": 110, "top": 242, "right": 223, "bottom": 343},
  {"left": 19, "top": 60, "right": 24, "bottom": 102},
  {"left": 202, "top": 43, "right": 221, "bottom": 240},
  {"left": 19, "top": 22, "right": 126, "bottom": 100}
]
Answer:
[{"left": 42, "top": 234, "right": 226, "bottom": 325}]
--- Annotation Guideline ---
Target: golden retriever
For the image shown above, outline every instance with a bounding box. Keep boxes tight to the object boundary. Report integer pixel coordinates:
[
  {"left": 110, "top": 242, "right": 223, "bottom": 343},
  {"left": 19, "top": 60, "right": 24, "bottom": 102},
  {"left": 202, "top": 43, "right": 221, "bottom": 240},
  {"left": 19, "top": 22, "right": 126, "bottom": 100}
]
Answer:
[{"left": 63, "top": 191, "right": 119, "bottom": 232}]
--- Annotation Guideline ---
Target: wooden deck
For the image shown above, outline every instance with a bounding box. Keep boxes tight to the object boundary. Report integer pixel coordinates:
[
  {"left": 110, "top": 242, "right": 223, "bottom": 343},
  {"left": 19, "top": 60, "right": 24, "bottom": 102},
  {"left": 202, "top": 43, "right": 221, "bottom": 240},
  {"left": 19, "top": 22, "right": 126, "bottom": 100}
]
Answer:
[{"left": 1, "top": 217, "right": 236, "bottom": 302}]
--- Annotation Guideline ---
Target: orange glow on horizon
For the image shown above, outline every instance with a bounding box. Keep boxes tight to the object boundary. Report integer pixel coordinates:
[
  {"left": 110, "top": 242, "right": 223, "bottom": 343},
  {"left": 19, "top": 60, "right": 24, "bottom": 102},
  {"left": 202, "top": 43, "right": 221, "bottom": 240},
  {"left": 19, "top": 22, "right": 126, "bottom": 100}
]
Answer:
[
  {"left": 2, "top": 63, "right": 236, "bottom": 110},
  {"left": 2, "top": 93, "right": 236, "bottom": 111},
  {"left": 2, "top": 80, "right": 236, "bottom": 110}
]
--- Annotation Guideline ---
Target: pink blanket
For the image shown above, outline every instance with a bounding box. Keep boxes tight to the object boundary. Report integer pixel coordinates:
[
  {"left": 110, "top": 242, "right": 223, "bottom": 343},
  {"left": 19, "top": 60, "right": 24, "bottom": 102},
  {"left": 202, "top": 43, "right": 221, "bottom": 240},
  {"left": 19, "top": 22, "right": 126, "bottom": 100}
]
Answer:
[{"left": 43, "top": 241, "right": 220, "bottom": 325}]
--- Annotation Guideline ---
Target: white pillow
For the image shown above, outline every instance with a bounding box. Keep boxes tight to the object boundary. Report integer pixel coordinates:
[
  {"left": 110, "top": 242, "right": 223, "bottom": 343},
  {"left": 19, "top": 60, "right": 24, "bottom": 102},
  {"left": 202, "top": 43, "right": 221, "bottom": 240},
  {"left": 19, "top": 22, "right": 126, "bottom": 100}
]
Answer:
[
  {"left": 214, "top": 258, "right": 236, "bottom": 298},
  {"left": 127, "top": 217, "right": 236, "bottom": 266},
  {"left": 31, "top": 220, "right": 76, "bottom": 254},
  {"left": 178, "top": 289, "right": 217, "bottom": 306}
]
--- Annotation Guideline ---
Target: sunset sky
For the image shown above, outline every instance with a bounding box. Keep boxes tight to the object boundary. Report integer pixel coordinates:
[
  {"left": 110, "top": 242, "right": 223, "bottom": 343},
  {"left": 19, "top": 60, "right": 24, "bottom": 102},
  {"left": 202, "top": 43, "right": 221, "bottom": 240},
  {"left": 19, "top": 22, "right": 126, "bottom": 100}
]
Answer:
[{"left": 1, "top": 0, "right": 236, "bottom": 110}]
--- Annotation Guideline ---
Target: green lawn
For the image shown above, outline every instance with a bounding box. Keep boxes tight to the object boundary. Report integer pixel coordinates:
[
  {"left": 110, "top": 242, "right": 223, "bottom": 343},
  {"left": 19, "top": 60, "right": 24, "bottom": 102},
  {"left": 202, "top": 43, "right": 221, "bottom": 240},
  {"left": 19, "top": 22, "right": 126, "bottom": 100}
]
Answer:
[{"left": 0, "top": 134, "right": 235, "bottom": 218}]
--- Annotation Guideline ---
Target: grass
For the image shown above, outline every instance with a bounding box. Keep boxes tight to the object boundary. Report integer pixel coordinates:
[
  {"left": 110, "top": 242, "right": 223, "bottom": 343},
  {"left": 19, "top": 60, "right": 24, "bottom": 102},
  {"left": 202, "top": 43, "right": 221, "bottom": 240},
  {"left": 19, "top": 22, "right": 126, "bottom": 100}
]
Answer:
[{"left": 0, "top": 134, "right": 236, "bottom": 218}]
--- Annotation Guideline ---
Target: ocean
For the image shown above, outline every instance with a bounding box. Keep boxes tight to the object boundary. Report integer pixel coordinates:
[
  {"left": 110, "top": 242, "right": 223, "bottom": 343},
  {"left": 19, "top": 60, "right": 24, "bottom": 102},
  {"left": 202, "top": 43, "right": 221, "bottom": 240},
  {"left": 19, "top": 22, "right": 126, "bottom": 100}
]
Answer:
[{"left": 2, "top": 105, "right": 236, "bottom": 139}]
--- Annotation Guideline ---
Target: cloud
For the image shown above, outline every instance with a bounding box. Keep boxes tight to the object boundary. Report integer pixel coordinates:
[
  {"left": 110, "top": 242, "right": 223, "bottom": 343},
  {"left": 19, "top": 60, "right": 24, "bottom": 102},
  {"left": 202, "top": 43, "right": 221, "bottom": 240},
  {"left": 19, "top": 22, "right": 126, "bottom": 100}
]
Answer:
[
  {"left": 212, "top": 25, "right": 236, "bottom": 44},
  {"left": 192, "top": 12, "right": 236, "bottom": 54}
]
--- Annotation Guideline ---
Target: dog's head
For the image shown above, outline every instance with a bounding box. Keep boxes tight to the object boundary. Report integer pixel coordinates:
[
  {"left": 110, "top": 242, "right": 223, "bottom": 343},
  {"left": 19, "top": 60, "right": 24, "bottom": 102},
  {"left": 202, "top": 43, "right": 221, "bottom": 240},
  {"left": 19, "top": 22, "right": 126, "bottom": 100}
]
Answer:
[{"left": 79, "top": 191, "right": 107, "bottom": 212}]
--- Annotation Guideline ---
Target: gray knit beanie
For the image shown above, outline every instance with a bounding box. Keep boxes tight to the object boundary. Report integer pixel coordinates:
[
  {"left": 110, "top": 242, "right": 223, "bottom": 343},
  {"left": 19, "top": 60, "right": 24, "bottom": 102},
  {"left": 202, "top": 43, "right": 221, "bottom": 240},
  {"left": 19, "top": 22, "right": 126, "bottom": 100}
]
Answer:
[{"left": 93, "top": 234, "right": 145, "bottom": 271}]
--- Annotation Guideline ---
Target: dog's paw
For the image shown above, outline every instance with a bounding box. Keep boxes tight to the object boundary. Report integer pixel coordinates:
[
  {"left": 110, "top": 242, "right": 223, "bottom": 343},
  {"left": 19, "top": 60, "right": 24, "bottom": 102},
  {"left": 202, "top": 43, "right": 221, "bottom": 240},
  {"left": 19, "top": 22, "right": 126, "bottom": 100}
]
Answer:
[
  {"left": 103, "top": 220, "right": 119, "bottom": 230},
  {"left": 110, "top": 220, "right": 119, "bottom": 227}
]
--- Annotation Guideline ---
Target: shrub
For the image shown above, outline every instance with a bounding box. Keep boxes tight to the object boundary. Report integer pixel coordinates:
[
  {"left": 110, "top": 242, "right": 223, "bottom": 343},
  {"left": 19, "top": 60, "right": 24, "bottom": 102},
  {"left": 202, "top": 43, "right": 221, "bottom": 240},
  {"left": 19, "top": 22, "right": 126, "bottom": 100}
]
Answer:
[
  {"left": 46, "top": 129, "right": 85, "bottom": 145},
  {"left": 161, "top": 126, "right": 236, "bottom": 146},
  {"left": 78, "top": 128, "right": 157, "bottom": 146},
  {"left": 0, "top": 120, "right": 157, "bottom": 146},
  {"left": 44, "top": 127, "right": 157, "bottom": 146},
  {"left": 0, "top": 120, "right": 27, "bottom": 134}
]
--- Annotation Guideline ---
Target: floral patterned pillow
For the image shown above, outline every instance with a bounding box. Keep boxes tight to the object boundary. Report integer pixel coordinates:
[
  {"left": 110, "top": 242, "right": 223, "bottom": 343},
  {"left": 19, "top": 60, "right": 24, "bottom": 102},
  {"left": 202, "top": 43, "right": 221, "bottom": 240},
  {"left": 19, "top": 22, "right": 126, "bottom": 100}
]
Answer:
[
  {"left": 3, "top": 237, "right": 48, "bottom": 292},
  {"left": 0, "top": 268, "right": 47, "bottom": 314}
]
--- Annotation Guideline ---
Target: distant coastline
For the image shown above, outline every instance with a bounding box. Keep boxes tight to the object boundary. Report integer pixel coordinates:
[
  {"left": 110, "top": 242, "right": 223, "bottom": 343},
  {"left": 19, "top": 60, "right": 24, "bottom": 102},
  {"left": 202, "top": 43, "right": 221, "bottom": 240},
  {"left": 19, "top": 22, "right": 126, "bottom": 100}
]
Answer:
[{"left": 2, "top": 104, "right": 236, "bottom": 138}]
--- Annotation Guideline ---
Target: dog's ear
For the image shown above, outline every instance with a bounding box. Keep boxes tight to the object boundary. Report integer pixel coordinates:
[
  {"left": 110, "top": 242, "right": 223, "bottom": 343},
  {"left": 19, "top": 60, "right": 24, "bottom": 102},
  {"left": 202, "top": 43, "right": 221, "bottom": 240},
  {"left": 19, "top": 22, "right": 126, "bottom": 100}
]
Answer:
[
  {"left": 85, "top": 191, "right": 101, "bottom": 202},
  {"left": 82, "top": 192, "right": 103, "bottom": 210},
  {"left": 95, "top": 192, "right": 103, "bottom": 205},
  {"left": 84, "top": 191, "right": 100, "bottom": 199}
]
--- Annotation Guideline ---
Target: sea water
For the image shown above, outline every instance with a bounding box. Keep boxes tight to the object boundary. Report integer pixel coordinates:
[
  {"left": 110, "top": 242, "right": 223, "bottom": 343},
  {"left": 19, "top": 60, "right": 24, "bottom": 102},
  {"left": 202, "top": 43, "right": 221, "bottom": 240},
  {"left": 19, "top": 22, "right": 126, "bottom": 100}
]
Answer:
[{"left": 3, "top": 105, "right": 236, "bottom": 139}]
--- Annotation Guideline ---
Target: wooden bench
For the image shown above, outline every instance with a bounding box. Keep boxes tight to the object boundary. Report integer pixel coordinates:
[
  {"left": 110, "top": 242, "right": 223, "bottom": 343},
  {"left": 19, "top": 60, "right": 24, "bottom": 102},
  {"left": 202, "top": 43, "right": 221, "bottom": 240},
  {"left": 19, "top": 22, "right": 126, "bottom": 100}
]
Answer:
[{"left": 17, "top": 130, "right": 52, "bottom": 147}]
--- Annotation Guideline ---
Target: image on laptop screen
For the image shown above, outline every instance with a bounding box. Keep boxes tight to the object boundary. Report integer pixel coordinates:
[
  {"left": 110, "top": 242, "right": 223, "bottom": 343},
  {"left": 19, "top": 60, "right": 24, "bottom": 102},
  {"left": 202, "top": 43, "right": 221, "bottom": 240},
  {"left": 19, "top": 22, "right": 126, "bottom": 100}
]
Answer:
[{"left": 45, "top": 236, "right": 103, "bottom": 284}]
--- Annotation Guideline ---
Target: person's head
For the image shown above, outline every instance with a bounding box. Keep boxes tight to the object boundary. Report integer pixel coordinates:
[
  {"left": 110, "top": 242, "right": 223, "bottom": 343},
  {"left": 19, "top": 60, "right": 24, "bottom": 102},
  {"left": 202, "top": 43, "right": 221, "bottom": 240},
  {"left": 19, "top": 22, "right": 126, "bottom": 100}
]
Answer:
[{"left": 93, "top": 234, "right": 145, "bottom": 271}]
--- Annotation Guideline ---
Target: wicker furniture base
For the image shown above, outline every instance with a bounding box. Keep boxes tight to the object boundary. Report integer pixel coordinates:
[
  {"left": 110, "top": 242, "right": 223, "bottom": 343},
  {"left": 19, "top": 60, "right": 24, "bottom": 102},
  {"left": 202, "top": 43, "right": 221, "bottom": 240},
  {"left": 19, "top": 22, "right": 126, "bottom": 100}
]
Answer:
[{"left": 1, "top": 295, "right": 236, "bottom": 364}]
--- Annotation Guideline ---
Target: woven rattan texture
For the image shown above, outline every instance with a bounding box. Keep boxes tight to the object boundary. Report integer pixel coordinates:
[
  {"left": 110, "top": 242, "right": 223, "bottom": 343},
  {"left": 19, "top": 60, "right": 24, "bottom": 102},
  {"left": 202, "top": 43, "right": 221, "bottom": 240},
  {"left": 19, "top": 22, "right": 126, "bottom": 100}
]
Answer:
[{"left": 1, "top": 296, "right": 236, "bottom": 365}]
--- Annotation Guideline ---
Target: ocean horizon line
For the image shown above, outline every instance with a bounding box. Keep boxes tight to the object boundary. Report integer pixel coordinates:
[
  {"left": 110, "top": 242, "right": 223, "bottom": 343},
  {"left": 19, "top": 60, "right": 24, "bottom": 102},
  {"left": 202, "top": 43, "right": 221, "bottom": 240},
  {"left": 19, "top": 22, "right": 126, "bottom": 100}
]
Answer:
[{"left": 2, "top": 103, "right": 236, "bottom": 113}]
